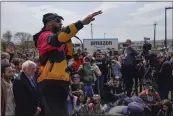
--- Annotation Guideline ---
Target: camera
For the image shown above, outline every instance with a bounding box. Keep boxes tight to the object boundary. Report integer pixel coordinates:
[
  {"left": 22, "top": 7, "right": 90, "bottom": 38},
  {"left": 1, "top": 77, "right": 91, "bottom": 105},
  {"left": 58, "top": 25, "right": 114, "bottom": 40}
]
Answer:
[
  {"left": 135, "top": 55, "right": 142, "bottom": 64},
  {"left": 148, "top": 53, "right": 158, "bottom": 67},
  {"left": 142, "top": 42, "right": 152, "bottom": 61},
  {"left": 143, "top": 42, "right": 152, "bottom": 52},
  {"left": 122, "top": 43, "right": 128, "bottom": 47},
  {"left": 107, "top": 48, "right": 118, "bottom": 57}
]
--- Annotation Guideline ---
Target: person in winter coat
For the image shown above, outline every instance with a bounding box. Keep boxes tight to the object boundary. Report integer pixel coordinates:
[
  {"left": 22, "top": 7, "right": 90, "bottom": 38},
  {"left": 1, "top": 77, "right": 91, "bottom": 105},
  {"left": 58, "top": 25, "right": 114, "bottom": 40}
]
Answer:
[
  {"left": 78, "top": 56, "right": 99, "bottom": 97},
  {"left": 91, "top": 57, "right": 102, "bottom": 95},
  {"left": 121, "top": 39, "right": 139, "bottom": 97},
  {"left": 156, "top": 55, "right": 173, "bottom": 100},
  {"left": 33, "top": 10, "right": 102, "bottom": 116},
  {"left": 111, "top": 58, "right": 122, "bottom": 79}
]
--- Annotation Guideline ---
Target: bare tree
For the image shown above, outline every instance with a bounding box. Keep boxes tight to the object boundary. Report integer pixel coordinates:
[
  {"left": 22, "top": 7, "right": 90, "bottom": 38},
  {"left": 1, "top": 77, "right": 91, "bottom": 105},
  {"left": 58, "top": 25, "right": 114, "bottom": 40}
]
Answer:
[
  {"left": 2, "top": 30, "right": 12, "bottom": 42},
  {"left": 1, "top": 31, "right": 13, "bottom": 51},
  {"left": 1, "top": 40, "right": 6, "bottom": 52},
  {"left": 14, "top": 32, "right": 32, "bottom": 51}
]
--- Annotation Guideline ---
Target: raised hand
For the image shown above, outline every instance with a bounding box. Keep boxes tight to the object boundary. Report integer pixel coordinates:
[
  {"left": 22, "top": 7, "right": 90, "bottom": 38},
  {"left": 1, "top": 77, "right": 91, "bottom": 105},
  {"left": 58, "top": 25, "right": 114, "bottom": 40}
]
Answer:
[{"left": 81, "top": 10, "right": 103, "bottom": 25}]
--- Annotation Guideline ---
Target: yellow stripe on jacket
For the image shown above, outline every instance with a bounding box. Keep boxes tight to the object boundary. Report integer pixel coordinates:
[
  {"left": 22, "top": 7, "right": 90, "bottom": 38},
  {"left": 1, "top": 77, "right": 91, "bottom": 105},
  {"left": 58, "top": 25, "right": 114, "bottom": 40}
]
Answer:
[
  {"left": 37, "top": 21, "right": 83, "bottom": 83},
  {"left": 37, "top": 60, "right": 69, "bottom": 82},
  {"left": 65, "top": 41, "right": 73, "bottom": 57}
]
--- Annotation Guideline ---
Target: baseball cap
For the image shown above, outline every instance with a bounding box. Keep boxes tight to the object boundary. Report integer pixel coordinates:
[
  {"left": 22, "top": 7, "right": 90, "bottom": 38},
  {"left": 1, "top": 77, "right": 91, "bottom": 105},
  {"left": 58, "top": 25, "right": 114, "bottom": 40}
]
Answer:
[
  {"left": 122, "top": 102, "right": 145, "bottom": 116},
  {"left": 148, "top": 86, "right": 156, "bottom": 92}
]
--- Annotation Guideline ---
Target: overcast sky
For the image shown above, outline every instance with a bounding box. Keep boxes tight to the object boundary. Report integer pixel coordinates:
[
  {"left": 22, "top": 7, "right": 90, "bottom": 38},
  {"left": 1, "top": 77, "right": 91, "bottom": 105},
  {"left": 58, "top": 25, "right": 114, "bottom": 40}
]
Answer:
[{"left": 1, "top": 1, "right": 173, "bottom": 43}]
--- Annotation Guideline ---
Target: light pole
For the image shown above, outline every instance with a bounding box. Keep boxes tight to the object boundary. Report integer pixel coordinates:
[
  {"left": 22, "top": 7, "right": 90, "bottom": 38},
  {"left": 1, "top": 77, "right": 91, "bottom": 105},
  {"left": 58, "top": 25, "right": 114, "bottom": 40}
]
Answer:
[
  {"left": 104, "top": 33, "right": 107, "bottom": 39},
  {"left": 74, "top": 36, "right": 83, "bottom": 52},
  {"left": 165, "top": 6, "right": 173, "bottom": 48},
  {"left": 91, "top": 23, "right": 93, "bottom": 39},
  {"left": 172, "top": 2, "right": 173, "bottom": 47},
  {"left": 153, "top": 22, "right": 157, "bottom": 48}
]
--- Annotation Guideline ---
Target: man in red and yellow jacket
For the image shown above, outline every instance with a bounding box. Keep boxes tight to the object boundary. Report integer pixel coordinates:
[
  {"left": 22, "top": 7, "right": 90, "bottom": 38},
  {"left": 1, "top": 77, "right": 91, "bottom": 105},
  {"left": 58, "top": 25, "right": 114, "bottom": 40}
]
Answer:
[{"left": 33, "top": 11, "right": 102, "bottom": 116}]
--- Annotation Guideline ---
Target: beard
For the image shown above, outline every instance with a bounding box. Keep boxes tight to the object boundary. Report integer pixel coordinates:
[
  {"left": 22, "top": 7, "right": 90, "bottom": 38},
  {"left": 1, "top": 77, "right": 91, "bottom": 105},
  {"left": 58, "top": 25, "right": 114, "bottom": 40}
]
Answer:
[
  {"left": 52, "top": 25, "right": 61, "bottom": 33},
  {"left": 5, "top": 75, "right": 14, "bottom": 80}
]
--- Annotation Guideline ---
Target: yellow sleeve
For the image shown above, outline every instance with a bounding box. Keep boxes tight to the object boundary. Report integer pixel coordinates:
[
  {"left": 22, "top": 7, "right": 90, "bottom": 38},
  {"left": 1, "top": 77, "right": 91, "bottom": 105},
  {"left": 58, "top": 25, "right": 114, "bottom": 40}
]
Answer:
[
  {"left": 66, "top": 40, "right": 73, "bottom": 57},
  {"left": 47, "top": 21, "right": 83, "bottom": 47},
  {"left": 58, "top": 22, "right": 83, "bottom": 42}
]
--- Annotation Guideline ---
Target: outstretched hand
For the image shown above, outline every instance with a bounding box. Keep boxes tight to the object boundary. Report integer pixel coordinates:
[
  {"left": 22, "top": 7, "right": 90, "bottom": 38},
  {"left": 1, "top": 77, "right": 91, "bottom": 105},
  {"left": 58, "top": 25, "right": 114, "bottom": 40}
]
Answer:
[{"left": 82, "top": 10, "right": 103, "bottom": 25}]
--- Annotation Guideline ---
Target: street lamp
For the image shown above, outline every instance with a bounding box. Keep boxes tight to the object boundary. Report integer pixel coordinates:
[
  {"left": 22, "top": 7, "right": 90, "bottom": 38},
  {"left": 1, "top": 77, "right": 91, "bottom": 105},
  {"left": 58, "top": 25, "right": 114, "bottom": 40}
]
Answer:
[
  {"left": 104, "top": 33, "right": 107, "bottom": 39},
  {"left": 91, "top": 23, "right": 93, "bottom": 39},
  {"left": 74, "top": 36, "right": 84, "bottom": 52},
  {"left": 153, "top": 22, "right": 157, "bottom": 48},
  {"left": 165, "top": 6, "right": 173, "bottom": 48}
]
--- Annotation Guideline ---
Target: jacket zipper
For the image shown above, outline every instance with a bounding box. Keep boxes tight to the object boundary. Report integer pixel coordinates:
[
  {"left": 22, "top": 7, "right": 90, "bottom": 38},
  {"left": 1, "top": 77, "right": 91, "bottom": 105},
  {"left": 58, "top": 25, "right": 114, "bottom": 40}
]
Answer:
[{"left": 50, "top": 63, "right": 54, "bottom": 72}]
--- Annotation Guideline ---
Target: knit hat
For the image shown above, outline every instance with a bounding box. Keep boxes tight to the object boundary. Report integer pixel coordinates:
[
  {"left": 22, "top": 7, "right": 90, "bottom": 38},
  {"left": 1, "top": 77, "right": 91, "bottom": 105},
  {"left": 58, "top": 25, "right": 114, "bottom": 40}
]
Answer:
[{"left": 42, "top": 13, "right": 64, "bottom": 25}]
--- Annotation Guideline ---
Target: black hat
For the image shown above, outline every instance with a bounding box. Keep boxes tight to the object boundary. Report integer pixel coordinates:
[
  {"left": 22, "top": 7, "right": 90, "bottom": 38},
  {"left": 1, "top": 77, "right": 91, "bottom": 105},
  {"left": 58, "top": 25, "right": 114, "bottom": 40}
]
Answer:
[{"left": 42, "top": 13, "right": 64, "bottom": 25}]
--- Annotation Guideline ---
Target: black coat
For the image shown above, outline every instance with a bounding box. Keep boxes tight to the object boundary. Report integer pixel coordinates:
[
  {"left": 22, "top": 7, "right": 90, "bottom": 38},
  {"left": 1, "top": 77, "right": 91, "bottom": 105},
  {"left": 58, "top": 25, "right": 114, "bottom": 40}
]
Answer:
[
  {"left": 157, "top": 61, "right": 173, "bottom": 90},
  {"left": 157, "top": 109, "right": 173, "bottom": 116},
  {"left": 13, "top": 72, "right": 41, "bottom": 116}
]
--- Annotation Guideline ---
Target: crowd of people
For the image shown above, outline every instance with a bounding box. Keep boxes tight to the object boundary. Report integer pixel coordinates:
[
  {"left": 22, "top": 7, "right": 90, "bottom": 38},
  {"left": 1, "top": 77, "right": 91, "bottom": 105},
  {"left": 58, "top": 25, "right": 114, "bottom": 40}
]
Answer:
[{"left": 1, "top": 10, "right": 173, "bottom": 116}]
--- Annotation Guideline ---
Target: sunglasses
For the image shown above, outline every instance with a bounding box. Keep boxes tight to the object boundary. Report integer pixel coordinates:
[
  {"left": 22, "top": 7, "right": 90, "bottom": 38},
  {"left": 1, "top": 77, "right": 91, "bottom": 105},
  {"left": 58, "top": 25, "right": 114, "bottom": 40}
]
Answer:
[
  {"left": 96, "top": 56, "right": 101, "bottom": 58},
  {"left": 52, "top": 19, "right": 62, "bottom": 24}
]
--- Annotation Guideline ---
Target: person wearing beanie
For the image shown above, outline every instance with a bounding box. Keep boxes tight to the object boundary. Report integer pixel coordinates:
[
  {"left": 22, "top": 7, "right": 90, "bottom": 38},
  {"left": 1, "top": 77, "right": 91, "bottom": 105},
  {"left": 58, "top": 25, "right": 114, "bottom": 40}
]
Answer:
[{"left": 33, "top": 11, "right": 102, "bottom": 116}]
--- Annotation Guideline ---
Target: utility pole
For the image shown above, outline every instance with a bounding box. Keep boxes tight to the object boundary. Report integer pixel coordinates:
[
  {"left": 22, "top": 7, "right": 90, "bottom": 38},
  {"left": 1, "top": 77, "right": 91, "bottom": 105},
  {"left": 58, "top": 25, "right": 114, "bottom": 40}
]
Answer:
[
  {"left": 172, "top": 1, "right": 173, "bottom": 47},
  {"left": 104, "top": 33, "right": 107, "bottom": 39},
  {"left": 165, "top": 6, "right": 173, "bottom": 48},
  {"left": 91, "top": 23, "right": 93, "bottom": 39},
  {"left": 153, "top": 22, "right": 157, "bottom": 48},
  {"left": 165, "top": 8, "right": 167, "bottom": 48}
]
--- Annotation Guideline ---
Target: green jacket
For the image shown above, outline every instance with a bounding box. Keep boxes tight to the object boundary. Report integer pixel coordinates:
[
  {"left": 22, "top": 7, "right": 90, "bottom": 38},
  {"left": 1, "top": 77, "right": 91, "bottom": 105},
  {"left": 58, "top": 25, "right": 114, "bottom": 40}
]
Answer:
[{"left": 78, "top": 65, "right": 97, "bottom": 84}]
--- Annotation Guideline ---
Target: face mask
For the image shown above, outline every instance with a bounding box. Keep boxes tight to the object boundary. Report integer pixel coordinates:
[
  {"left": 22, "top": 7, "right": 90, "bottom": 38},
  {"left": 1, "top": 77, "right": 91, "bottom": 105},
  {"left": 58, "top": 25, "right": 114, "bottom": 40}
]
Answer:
[
  {"left": 112, "top": 63, "right": 116, "bottom": 66},
  {"left": 84, "top": 62, "right": 90, "bottom": 66},
  {"left": 84, "top": 64, "right": 91, "bottom": 71}
]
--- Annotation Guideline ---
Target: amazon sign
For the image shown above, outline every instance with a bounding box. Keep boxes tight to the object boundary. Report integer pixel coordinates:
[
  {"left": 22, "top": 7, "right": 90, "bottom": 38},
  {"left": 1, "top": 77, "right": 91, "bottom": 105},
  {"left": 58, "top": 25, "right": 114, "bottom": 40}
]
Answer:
[
  {"left": 91, "top": 41, "right": 112, "bottom": 46},
  {"left": 83, "top": 39, "right": 118, "bottom": 54}
]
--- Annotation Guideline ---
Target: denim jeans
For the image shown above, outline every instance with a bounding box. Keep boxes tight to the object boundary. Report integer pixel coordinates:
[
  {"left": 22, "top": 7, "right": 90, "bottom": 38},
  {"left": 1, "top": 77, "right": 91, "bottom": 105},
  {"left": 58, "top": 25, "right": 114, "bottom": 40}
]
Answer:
[
  {"left": 84, "top": 84, "right": 93, "bottom": 97},
  {"left": 95, "top": 75, "right": 104, "bottom": 97},
  {"left": 67, "top": 98, "right": 73, "bottom": 116}
]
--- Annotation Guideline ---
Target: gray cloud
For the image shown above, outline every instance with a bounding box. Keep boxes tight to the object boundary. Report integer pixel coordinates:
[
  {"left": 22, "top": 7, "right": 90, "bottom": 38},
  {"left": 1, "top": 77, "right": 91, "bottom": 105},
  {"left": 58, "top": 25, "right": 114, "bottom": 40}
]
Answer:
[{"left": 1, "top": 2, "right": 172, "bottom": 43}]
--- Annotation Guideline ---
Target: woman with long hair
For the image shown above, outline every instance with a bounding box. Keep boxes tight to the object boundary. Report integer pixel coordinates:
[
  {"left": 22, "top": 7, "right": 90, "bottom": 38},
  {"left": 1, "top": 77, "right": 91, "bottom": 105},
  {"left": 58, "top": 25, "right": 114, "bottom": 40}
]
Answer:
[{"left": 157, "top": 99, "right": 173, "bottom": 116}]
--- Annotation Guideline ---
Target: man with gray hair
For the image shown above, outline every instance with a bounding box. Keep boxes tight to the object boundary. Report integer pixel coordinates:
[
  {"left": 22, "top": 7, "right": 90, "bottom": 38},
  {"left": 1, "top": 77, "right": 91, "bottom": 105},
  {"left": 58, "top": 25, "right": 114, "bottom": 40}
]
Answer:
[{"left": 13, "top": 60, "right": 41, "bottom": 116}]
